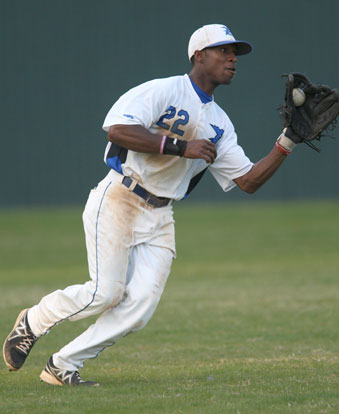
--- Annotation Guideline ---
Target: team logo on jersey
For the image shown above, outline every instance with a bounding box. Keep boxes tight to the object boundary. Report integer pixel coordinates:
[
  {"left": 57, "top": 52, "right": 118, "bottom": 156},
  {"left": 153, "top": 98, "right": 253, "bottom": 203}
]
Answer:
[
  {"left": 209, "top": 124, "right": 224, "bottom": 144},
  {"left": 123, "top": 114, "right": 134, "bottom": 119}
]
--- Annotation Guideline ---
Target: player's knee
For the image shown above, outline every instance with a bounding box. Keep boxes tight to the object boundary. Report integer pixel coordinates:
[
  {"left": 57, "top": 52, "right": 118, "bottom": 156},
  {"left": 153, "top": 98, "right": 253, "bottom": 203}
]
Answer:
[
  {"left": 129, "top": 296, "right": 160, "bottom": 334},
  {"left": 94, "top": 283, "right": 125, "bottom": 310},
  {"left": 130, "top": 317, "right": 148, "bottom": 333}
]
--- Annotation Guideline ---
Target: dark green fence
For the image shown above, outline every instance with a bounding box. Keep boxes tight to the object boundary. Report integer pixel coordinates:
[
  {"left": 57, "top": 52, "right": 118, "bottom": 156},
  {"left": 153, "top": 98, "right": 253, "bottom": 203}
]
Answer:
[{"left": 1, "top": 0, "right": 338, "bottom": 206}]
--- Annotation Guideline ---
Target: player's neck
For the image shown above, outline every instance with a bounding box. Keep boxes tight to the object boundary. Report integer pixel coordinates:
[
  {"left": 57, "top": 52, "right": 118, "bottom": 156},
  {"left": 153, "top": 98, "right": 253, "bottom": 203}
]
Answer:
[{"left": 189, "top": 71, "right": 217, "bottom": 96}]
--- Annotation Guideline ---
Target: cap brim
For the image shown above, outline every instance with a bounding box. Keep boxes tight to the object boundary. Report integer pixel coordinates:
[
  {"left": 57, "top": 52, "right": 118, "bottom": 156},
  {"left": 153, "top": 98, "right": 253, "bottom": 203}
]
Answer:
[{"left": 206, "top": 40, "right": 252, "bottom": 55}]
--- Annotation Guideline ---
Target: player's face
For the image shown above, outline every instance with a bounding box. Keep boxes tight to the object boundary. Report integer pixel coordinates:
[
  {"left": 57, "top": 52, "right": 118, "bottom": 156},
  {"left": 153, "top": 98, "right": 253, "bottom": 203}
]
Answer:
[{"left": 202, "top": 44, "right": 237, "bottom": 86}]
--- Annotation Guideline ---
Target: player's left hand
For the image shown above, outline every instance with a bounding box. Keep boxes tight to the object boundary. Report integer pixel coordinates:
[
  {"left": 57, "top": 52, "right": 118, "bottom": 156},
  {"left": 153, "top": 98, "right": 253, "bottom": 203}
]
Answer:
[
  {"left": 280, "top": 72, "right": 339, "bottom": 152},
  {"left": 184, "top": 139, "right": 217, "bottom": 163}
]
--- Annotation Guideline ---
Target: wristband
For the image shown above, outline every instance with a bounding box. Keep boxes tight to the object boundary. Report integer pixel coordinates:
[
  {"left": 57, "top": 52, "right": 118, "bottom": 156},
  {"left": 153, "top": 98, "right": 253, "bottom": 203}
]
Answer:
[
  {"left": 163, "top": 137, "right": 187, "bottom": 157},
  {"left": 159, "top": 135, "right": 166, "bottom": 154},
  {"left": 275, "top": 140, "right": 291, "bottom": 155},
  {"left": 277, "top": 131, "right": 297, "bottom": 152}
]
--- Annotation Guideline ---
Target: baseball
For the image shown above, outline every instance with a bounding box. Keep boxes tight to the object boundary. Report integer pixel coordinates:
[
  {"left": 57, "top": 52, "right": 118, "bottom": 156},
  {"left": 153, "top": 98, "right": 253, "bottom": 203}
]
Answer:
[{"left": 292, "top": 88, "right": 306, "bottom": 106}]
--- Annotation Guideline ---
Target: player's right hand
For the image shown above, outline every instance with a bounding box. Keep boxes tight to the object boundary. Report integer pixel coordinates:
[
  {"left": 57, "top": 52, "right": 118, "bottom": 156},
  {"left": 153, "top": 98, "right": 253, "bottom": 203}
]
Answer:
[{"left": 184, "top": 140, "right": 217, "bottom": 164}]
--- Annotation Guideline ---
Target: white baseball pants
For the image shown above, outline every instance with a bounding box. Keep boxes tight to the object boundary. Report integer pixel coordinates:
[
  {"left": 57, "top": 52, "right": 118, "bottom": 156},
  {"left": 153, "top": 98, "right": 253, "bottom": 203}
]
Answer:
[{"left": 27, "top": 170, "right": 176, "bottom": 371}]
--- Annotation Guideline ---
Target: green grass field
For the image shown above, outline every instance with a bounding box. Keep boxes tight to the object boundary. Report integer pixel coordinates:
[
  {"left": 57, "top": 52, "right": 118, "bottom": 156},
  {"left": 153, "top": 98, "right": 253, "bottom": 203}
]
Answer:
[{"left": 0, "top": 202, "right": 338, "bottom": 413}]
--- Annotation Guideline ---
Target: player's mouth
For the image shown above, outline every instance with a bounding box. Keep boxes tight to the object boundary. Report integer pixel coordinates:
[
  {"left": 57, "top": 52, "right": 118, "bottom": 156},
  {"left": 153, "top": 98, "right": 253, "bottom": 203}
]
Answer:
[{"left": 225, "top": 67, "right": 236, "bottom": 75}]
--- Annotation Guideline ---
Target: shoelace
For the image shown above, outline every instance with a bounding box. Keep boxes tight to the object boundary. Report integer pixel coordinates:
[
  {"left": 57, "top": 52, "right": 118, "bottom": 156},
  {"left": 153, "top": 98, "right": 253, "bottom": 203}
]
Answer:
[
  {"left": 16, "top": 335, "right": 37, "bottom": 355},
  {"left": 13, "top": 318, "right": 37, "bottom": 355}
]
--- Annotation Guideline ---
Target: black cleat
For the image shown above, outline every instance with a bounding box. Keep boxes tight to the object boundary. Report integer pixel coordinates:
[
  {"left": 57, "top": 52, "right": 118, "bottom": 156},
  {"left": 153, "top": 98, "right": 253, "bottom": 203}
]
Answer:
[
  {"left": 40, "top": 357, "right": 100, "bottom": 387},
  {"left": 3, "top": 308, "right": 38, "bottom": 371}
]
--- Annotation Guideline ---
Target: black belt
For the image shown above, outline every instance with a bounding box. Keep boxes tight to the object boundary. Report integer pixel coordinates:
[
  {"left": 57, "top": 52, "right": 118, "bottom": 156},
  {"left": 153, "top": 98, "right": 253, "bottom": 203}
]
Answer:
[{"left": 122, "top": 176, "right": 171, "bottom": 208}]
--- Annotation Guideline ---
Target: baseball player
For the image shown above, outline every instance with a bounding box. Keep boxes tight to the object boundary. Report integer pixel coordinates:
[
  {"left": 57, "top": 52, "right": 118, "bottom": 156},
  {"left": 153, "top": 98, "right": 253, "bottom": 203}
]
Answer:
[{"left": 3, "top": 24, "right": 298, "bottom": 386}]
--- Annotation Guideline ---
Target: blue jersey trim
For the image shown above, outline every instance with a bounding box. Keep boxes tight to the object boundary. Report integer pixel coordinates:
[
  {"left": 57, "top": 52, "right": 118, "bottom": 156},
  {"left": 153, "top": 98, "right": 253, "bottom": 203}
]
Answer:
[
  {"left": 106, "top": 156, "right": 123, "bottom": 174},
  {"left": 189, "top": 77, "right": 213, "bottom": 104}
]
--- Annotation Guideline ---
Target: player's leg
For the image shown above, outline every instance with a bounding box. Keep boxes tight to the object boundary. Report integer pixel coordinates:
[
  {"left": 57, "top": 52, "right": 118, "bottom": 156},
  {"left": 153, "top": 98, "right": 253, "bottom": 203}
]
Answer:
[
  {"left": 3, "top": 171, "right": 134, "bottom": 371},
  {"left": 28, "top": 174, "right": 131, "bottom": 336},
  {"left": 42, "top": 243, "right": 173, "bottom": 379}
]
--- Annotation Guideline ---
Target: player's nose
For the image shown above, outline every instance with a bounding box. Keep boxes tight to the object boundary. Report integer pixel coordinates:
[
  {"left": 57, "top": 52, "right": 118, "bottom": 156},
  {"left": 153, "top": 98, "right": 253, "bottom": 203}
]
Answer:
[{"left": 227, "top": 53, "right": 237, "bottom": 63}]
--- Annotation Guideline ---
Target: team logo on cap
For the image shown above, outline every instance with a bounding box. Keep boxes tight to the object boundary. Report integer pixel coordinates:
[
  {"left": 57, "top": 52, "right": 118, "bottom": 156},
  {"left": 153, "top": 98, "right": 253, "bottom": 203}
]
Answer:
[{"left": 223, "top": 25, "right": 233, "bottom": 37}]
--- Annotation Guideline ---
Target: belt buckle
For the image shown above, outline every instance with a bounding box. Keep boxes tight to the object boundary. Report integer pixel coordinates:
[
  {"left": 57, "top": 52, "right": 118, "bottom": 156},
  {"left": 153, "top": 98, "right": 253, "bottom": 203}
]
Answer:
[
  {"left": 124, "top": 177, "right": 138, "bottom": 192},
  {"left": 145, "top": 193, "right": 152, "bottom": 205}
]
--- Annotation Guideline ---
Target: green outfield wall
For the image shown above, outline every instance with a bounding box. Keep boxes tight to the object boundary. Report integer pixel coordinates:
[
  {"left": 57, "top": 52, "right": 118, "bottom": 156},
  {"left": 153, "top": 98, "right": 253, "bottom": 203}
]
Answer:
[{"left": 1, "top": 0, "right": 338, "bottom": 206}]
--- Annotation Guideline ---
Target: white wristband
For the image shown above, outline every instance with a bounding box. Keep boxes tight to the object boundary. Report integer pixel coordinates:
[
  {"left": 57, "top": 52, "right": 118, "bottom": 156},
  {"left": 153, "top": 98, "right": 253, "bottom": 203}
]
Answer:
[{"left": 277, "top": 132, "right": 296, "bottom": 152}]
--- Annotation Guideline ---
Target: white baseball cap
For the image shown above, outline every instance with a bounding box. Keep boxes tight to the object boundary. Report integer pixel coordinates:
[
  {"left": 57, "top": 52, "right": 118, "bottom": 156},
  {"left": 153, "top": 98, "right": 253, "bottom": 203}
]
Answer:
[{"left": 188, "top": 24, "right": 252, "bottom": 61}]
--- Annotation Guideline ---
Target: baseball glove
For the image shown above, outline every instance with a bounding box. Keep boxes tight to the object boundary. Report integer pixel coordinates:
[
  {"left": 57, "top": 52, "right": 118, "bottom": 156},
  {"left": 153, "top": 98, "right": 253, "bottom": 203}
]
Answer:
[{"left": 280, "top": 72, "right": 339, "bottom": 151}]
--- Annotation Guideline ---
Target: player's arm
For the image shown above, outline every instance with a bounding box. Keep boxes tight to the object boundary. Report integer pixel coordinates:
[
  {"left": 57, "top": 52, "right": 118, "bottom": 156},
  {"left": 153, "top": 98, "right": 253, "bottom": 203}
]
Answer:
[
  {"left": 234, "top": 145, "right": 288, "bottom": 194},
  {"left": 107, "top": 124, "right": 217, "bottom": 163}
]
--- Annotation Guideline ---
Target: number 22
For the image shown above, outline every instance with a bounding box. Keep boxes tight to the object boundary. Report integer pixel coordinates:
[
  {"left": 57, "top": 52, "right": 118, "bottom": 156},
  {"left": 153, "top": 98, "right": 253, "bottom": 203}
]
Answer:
[{"left": 156, "top": 106, "right": 189, "bottom": 137}]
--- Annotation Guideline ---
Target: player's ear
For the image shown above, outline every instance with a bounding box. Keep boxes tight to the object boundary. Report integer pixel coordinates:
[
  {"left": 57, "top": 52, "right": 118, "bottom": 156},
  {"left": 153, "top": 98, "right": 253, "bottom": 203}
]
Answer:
[{"left": 194, "top": 49, "right": 205, "bottom": 64}]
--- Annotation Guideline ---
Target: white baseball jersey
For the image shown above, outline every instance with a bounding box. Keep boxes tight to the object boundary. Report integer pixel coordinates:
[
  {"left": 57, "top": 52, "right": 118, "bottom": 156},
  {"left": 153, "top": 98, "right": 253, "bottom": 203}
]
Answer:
[
  {"left": 103, "top": 74, "right": 253, "bottom": 200},
  {"left": 26, "top": 74, "right": 254, "bottom": 373}
]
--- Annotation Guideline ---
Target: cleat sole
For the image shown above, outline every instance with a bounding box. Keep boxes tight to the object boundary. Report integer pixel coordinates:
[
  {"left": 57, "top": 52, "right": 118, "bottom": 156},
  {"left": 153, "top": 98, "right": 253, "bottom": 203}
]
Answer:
[{"left": 40, "top": 369, "right": 64, "bottom": 386}]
